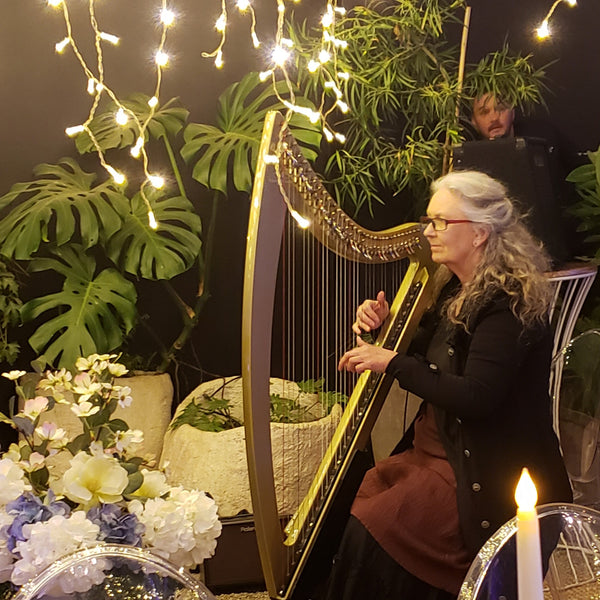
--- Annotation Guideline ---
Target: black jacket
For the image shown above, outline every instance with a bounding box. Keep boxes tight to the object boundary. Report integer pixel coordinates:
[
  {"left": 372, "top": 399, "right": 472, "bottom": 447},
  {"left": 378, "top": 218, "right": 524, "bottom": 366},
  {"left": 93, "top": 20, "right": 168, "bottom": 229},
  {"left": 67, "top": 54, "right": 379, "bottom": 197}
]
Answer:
[{"left": 385, "top": 283, "right": 573, "bottom": 556}]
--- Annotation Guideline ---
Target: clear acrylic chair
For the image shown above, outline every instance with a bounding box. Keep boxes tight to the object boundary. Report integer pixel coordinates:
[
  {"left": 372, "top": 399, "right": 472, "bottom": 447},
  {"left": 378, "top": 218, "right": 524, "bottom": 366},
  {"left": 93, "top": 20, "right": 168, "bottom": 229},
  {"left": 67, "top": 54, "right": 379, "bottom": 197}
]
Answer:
[
  {"left": 12, "top": 544, "right": 217, "bottom": 600},
  {"left": 553, "top": 329, "right": 600, "bottom": 509},
  {"left": 458, "top": 502, "right": 600, "bottom": 600}
]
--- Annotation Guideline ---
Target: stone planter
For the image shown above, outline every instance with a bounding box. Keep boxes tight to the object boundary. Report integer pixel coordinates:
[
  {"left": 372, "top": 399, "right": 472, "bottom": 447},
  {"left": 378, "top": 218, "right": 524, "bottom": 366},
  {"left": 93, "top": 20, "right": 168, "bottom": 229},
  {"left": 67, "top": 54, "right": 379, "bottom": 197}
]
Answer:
[
  {"left": 21, "top": 371, "right": 173, "bottom": 469},
  {"left": 160, "top": 376, "right": 342, "bottom": 518}
]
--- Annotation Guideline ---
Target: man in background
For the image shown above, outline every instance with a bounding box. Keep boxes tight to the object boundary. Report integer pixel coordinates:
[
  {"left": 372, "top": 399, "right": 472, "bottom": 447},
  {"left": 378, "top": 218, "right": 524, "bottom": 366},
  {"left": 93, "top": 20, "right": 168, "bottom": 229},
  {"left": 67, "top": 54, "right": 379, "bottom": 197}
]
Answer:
[{"left": 470, "top": 93, "right": 515, "bottom": 139}]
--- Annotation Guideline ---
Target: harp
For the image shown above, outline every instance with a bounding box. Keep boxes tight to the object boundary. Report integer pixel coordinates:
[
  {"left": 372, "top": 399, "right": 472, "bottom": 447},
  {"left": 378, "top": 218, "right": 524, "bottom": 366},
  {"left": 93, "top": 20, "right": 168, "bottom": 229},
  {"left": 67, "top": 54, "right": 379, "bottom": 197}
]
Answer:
[{"left": 242, "top": 111, "right": 437, "bottom": 599}]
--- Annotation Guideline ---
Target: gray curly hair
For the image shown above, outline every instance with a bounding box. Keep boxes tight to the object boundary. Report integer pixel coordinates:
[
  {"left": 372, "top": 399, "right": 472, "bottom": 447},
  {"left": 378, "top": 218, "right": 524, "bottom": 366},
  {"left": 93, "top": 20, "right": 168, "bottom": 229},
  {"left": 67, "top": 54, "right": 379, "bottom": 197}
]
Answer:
[{"left": 430, "top": 170, "right": 553, "bottom": 329}]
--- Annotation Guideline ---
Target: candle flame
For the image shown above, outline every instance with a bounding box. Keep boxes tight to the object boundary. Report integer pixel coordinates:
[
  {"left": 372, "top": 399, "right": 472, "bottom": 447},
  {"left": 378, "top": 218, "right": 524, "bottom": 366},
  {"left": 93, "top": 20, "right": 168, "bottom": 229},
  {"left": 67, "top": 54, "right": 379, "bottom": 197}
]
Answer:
[{"left": 515, "top": 468, "right": 538, "bottom": 510}]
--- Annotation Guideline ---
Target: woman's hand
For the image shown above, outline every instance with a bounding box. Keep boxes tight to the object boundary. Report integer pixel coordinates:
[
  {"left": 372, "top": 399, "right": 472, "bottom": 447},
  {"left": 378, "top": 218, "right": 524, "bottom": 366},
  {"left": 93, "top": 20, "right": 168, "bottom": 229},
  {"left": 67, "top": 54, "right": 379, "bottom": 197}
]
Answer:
[
  {"left": 338, "top": 336, "right": 397, "bottom": 374},
  {"left": 352, "top": 290, "right": 390, "bottom": 336}
]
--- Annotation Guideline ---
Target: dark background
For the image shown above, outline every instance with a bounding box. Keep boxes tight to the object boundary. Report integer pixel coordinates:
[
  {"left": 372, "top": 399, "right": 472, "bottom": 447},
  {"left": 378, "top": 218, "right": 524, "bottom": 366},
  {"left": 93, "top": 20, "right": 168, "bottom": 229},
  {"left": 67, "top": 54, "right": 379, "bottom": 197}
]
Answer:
[{"left": 0, "top": 0, "right": 598, "bottom": 408}]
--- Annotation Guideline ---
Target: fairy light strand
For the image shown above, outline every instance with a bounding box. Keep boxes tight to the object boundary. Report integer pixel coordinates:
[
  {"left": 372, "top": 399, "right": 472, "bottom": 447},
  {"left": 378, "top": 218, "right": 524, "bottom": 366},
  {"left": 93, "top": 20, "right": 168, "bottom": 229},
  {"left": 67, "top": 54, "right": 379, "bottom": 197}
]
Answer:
[
  {"left": 47, "top": 0, "right": 176, "bottom": 229},
  {"left": 536, "top": 0, "right": 577, "bottom": 39}
]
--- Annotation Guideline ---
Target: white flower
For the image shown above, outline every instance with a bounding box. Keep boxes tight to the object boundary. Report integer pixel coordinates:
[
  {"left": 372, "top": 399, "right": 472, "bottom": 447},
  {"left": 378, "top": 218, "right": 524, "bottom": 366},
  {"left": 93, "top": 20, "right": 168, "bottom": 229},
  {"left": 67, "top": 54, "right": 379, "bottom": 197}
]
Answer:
[
  {"left": 129, "top": 486, "right": 221, "bottom": 567},
  {"left": 60, "top": 452, "right": 129, "bottom": 507},
  {"left": 0, "top": 458, "right": 31, "bottom": 505},
  {"left": 19, "top": 452, "right": 46, "bottom": 473},
  {"left": 35, "top": 422, "right": 68, "bottom": 444},
  {"left": 38, "top": 368, "right": 73, "bottom": 400},
  {"left": 108, "top": 363, "right": 128, "bottom": 377},
  {"left": 0, "top": 511, "right": 15, "bottom": 583},
  {"left": 129, "top": 468, "right": 169, "bottom": 499},
  {"left": 114, "top": 429, "right": 143, "bottom": 453},
  {"left": 71, "top": 372, "right": 103, "bottom": 402},
  {"left": 1, "top": 370, "right": 26, "bottom": 381},
  {"left": 113, "top": 385, "right": 133, "bottom": 408},
  {"left": 70, "top": 401, "right": 100, "bottom": 418},
  {"left": 11, "top": 512, "right": 100, "bottom": 586},
  {"left": 22, "top": 396, "right": 49, "bottom": 420}
]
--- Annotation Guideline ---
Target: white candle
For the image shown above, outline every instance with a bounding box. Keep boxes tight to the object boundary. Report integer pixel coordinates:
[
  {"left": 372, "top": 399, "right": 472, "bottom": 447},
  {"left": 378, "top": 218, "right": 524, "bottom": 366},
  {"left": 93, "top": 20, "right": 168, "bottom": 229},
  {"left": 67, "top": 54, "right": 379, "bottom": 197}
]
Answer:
[{"left": 515, "top": 468, "right": 544, "bottom": 600}]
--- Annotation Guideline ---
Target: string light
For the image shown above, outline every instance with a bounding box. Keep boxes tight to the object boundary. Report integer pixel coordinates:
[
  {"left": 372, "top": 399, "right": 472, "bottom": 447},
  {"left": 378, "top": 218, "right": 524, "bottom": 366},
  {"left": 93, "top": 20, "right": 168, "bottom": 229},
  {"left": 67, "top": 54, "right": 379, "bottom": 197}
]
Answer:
[
  {"left": 45, "top": 0, "right": 178, "bottom": 226},
  {"left": 536, "top": 0, "right": 577, "bottom": 39}
]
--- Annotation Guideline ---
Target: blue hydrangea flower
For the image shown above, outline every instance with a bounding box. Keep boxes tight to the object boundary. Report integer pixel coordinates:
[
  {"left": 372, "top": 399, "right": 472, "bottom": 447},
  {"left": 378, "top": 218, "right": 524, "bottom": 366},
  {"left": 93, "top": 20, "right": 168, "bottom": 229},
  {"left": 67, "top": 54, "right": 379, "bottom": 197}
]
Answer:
[
  {"left": 87, "top": 504, "right": 144, "bottom": 546},
  {"left": 6, "top": 492, "right": 71, "bottom": 551}
]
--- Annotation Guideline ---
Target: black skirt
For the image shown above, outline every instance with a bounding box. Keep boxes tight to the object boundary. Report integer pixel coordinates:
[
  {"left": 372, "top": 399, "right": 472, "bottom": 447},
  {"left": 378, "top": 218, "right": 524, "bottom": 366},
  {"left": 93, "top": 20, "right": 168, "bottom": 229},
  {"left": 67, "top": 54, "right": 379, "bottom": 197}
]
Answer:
[{"left": 324, "top": 516, "right": 457, "bottom": 600}]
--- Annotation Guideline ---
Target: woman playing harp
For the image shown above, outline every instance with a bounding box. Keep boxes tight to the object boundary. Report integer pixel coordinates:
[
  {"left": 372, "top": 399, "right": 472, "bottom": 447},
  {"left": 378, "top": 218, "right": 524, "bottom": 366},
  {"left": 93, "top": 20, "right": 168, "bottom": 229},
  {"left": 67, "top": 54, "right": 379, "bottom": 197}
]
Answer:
[{"left": 334, "top": 170, "right": 572, "bottom": 599}]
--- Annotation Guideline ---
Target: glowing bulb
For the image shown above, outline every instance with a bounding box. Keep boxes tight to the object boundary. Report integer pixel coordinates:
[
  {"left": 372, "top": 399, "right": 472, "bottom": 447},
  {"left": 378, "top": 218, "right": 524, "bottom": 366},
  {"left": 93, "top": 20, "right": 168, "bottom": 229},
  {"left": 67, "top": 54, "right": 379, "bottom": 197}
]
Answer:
[
  {"left": 65, "top": 125, "right": 85, "bottom": 137},
  {"left": 323, "top": 127, "right": 334, "bottom": 142},
  {"left": 130, "top": 137, "right": 144, "bottom": 158},
  {"left": 259, "top": 70, "right": 273, "bottom": 81},
  {"left": 106, "top": 166, "right": 126, "bottom": 185},
  {"left": 236, "top": 0, "right": 250, "bottom": 10},
  {"left": 336, "top": 99, "right": 349, "bottom": 113},
  {"left": 251, "top": 32, "right": 260, "bottom": 48},
  {"left": 318, "top": 49, "right": 331, "bottom": 63},
  {"left": 148, "top": 96, "right": 159, "bottom": 108},
  {"left": 48, "top": 0, "right": 63, "bottom": 6},
  {"left": 87, "top": 78, "right": 96, "bottom": 94},
  {"left": 307, "top": 60, "right": 320, "bottom": 73},
  {"left": 290, "top": 209, "right": 310, "bottom": 229},
  {"left": 160, "top": 8, "right": 175, "bottom": 26},
  {"left": 215, "top": 14, "right": 227, "bottom": 32},
  {"left": 155, "top": 50, "right": 169, "bottom": 67},
  {"left": 515, "top": 468, "right": 538, "bottom": 510},
  {"left": 149, "top": 174, "right": 165, "bottom": 189},
  {"left": 337, "top": 71, "right": 350, "bottom": 80},
  {"left": 277, "top": 3, "right": 285, "bottom": 12},
  {"left": 115, "top": 107, "right": 128, "bottom": 126},
  {"left": 334, "top": 6, "right": 346, "bottom": 14},
  {"left": 95, "top": 82, "right": 104, "bottom": 92},
  {"left": 281, "top": 38, "right": 294, "bottom": 48},
  {"left": 565, "top": 0, "right": 576, "bottom": 6},
  {"left": 99, "top": 32, "right": 120, "bottom": 45},
  {"left": 263, "top": 153, "right": 279, "bottom": 165},
  {"left": 55, "top": 37, "right": 70, "bottom": 53},
  {"left": 272, "top": 46, "right": 290, "bottom": 66},
  {"left": 148, "top": 210, "right": 158, "bottom": 230},
  {"left": 334, "top": 132, "right": 346, "bottom": 143},
  {"left": 321, "top": 12, "right": 333, "bottom": 27},
  {"left": 215, "top": 50, "right": 224, "bottom": 69},
  {"left": 536, "top": 20, "right": 550, "bottom": 38}
]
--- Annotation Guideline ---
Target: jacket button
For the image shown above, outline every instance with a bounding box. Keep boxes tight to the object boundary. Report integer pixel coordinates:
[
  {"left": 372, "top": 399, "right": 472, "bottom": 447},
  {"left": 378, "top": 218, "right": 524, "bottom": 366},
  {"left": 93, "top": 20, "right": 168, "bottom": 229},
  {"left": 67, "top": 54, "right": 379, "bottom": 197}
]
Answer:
[
  {"left": 481, "top": 520, "right": 490, "bottom": 529},
  {"left": 464, "top": 449, "right": 471, "bottom": 458},
  {"left": 472, "top": 483, "right": 481, "bottom": 492},
  {"left": 428, "top": 362, "right": 439, "bottom": 371},
  {"left": 456, "top": 417, "right": 462, "bottom": 424},
  {"left": 448, "top": 347, "right": 455, "bottom": 357}
]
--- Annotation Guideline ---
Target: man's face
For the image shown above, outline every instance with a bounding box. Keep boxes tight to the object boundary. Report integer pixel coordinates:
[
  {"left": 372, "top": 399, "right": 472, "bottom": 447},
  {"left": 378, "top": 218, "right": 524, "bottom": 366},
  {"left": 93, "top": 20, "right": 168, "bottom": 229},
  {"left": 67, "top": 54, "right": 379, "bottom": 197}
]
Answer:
[{"left": 471, "top": 94, "right": 515, "bottom": 140}]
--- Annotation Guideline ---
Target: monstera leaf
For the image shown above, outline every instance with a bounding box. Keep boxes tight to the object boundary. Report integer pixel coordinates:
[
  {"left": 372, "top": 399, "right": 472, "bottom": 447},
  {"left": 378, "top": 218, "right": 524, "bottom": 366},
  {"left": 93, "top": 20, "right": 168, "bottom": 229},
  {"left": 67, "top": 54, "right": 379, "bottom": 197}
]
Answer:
[
  {"left": 21, "top": 247, "right": 137, "bottom": 369},
  {"left": 106, "top": 191, "right": 202, "bottom": 280},
  {"left": 75, "top": 94, "right": 189, "bottom": 154},
  {"left": 0, "top": 159, "right": 129, "bottom": 260},
  {"left": 181, "top": 72, "right": 322, "bottom": 195}
]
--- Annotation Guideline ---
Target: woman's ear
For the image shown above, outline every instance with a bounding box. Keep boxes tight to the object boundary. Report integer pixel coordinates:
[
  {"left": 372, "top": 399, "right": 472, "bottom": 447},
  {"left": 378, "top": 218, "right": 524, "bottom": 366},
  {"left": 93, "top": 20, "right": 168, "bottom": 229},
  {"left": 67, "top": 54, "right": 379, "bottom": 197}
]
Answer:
[{"left": 473, "top": 225, "right": 490, "bottom": 248}]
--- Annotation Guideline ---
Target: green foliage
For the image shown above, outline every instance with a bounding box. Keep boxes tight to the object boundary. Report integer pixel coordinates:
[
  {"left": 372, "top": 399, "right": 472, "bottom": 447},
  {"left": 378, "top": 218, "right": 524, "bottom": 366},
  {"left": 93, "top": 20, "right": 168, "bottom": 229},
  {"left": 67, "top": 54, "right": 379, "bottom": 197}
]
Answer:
[
  {"left": 170, "top": 394, "right": 243, "bottom": 432},
  {"left": 0, "top": 94, "right": 203, "bottom": 370},
  {"left": 21, "top": 247, "right": 137, "bottom": 369},
  {"left": 567, "top": 145, "right": 600, "bottom": 258},
  {"left": 170, "top": 378, "right": 347, "bottom": 432},
  {"left": 287, "top": 0, "right": 548, "bottom": 217},
  {"left": 181, "top": 72, "right": 322, "bottom": 195},
  {"left": 0, "top": 259, "right": 21, "bottom": 364}
]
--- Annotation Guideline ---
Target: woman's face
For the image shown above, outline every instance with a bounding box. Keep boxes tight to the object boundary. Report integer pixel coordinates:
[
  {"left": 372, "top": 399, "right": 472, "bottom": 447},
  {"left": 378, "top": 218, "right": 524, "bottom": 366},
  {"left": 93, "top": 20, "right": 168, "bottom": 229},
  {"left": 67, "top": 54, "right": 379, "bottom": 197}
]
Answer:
[{"left": 423, "top": 188, "right": 488, "bottom": 282}]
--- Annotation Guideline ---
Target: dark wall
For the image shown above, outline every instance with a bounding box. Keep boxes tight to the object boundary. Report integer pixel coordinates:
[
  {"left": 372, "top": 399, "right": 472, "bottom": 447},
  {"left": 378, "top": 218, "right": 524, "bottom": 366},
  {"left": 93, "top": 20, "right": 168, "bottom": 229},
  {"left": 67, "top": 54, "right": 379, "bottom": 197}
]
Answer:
[{"left": 0, "top": 0, "right": 598, "bottom": 392}]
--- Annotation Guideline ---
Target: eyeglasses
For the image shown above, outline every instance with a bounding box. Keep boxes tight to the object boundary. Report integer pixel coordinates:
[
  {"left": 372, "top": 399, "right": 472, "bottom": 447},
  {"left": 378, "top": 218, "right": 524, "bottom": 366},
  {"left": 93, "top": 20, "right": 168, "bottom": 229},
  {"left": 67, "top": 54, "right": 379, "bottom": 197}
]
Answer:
[{"left": 419, "top": 216, "right": 476, "bottom": 232}]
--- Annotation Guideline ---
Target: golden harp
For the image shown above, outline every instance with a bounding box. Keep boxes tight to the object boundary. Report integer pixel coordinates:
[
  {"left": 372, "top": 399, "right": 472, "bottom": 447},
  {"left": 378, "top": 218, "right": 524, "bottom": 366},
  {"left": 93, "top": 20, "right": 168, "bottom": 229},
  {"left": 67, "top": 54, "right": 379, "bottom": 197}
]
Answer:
[{"left": 242, "top": 111, "right": 437, "bottom": 599}]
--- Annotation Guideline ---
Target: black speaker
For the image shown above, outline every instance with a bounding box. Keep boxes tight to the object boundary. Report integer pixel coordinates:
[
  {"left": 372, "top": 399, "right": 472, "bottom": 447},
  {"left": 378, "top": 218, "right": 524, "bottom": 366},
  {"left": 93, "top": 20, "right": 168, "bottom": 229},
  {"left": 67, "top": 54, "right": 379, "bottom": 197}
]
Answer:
[
  {"left": 453, "top": 137, "right": 569, "bottom": 264},
  {"left": 202, "top": 514, "right": 266, "bottom": 593}
]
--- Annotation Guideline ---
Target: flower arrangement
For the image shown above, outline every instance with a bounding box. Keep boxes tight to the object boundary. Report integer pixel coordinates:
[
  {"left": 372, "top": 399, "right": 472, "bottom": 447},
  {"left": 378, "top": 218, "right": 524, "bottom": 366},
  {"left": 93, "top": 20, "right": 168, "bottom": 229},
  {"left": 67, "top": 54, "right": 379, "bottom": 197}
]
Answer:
[{"left": 0, "top": 354, "right": 221, "bottom": 596}]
